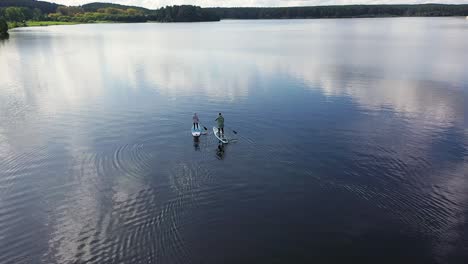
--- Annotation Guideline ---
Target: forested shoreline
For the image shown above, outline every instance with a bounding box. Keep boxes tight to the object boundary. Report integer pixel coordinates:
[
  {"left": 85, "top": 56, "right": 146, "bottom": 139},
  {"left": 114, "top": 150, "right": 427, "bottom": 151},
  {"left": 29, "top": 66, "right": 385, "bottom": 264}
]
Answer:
[
  {"left": 0, "top": 0, "right": 467, "bottom": 37},
  {"left": 0, "top": 3, "right": 220, "bottom": 26},
  {"left": 208, "top": 4, "right": 468, "bottom": 19}
]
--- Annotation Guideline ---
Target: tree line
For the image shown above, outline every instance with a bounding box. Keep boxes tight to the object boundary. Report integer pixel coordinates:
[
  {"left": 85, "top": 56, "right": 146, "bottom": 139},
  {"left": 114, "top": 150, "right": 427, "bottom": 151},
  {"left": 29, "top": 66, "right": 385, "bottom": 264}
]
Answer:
[
  {"left": 0, "top": 0, "right": 58, "bottom": 14},
  {"left": 1, "top": 6, "right": 44, "bottom": 22},
  {"left": 48, "top": 6, "right": 148, "bottom": 23},
  {"left": 153, "top": 5, "right": 220, "bottom": 22},
  {"left": 0, "top": 4, "right": 220, "bottom": 25},
  {"left": 208, "top": 4, "right": 467, "bottom": 19},
  {"left": 48, "top": 5, "right": 220, "bottom": 23}
]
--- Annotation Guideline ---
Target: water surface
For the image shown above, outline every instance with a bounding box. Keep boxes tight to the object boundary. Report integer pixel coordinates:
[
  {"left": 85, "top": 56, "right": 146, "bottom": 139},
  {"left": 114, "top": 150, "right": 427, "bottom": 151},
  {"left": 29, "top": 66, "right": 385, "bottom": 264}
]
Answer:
[{"left": 0, "top": 18, "right": 467, "bottom": 264}]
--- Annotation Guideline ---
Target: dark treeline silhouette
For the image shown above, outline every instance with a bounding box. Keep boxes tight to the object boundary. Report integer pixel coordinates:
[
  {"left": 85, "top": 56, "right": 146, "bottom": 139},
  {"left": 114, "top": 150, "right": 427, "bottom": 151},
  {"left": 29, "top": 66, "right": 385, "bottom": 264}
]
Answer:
[
  {"left": 150, "top": 5, "right": 220, "bottom": 22},
  {"left": 207, "top": 4, "right": 468, "bottom": 19}
]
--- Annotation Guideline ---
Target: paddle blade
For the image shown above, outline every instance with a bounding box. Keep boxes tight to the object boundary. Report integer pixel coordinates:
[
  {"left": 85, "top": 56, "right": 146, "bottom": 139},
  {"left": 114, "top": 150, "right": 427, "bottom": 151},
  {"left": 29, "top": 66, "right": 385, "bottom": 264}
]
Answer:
[
  {"left": 232, "top": 130, "right": 237, "bottom": 134},
  {"left": 203, "top": 126, "right": 208, "bottom": 130}
]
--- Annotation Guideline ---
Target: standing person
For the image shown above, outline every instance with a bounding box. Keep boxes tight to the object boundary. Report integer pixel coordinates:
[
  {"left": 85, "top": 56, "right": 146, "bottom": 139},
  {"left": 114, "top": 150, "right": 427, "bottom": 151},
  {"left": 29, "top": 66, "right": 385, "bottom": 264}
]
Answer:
[
  {"left": 193, "top": 113, "right": 199, "bottom": 130},
  {"left": 215, "top": 113, "right": 224, "bottom": 135}
]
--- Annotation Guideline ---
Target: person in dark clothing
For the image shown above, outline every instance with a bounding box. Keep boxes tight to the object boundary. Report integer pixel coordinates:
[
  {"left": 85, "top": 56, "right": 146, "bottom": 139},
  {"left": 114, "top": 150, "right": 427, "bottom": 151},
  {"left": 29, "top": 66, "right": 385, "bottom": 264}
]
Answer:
[{"left": 215, "top": 113, "right": 224, "bottom": 135}]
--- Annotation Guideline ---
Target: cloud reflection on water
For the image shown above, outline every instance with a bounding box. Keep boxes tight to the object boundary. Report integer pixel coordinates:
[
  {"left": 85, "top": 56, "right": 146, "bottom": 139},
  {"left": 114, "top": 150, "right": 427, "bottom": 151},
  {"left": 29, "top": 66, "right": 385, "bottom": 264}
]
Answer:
[{"left": 0, "top": 18, "right": 466, "bottom": 263}]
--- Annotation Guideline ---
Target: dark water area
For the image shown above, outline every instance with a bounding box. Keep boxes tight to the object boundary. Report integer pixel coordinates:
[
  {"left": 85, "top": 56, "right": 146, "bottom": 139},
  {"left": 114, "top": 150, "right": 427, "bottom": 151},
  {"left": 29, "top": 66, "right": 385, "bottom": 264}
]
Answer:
[{"left": 0, "top": 18, "right": 467, "bottom": 264}]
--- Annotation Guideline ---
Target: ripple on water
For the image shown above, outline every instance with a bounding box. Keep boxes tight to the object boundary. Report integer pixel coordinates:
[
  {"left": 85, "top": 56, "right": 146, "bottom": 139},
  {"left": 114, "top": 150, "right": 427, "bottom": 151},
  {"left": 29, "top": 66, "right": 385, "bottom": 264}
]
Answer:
[
  {"left": 169, "top": 161, "right": 213, "bottom": 196},
  {"left": 303, "top": 160, "right": 465, "bottom": 240},
  {"left": 0, "top": 145, "right": 59, "bottom": 264},
  {"left": 54, "top": 148, "right": 221, "bottom": 263},
  {"left": 90, "top": 141, "right": 156, "bottom": 182},
  {"left": 65, "top": 186, "right": 197, "bottom": 264}
]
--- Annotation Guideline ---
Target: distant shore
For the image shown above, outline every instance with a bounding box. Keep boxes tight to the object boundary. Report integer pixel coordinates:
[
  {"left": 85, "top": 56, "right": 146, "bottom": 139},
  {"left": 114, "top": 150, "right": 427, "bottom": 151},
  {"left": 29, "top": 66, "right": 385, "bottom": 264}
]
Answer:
[
  {"left": 1, "top": 3, "right": 467, "bottom": 34},
  {"left": 6, "top": 15, "right": 468, "bottom": 32}
]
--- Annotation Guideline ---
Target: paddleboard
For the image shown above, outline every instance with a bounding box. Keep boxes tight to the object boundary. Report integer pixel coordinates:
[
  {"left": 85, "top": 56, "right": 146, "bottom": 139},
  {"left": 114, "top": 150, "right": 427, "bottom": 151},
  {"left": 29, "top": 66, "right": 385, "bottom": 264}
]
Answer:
[
  {"left": 192, "top": 125, "right": 202, "bottom": 137},
  {"left": 213, "top": 127, "right": 228, "bottom": 144}
]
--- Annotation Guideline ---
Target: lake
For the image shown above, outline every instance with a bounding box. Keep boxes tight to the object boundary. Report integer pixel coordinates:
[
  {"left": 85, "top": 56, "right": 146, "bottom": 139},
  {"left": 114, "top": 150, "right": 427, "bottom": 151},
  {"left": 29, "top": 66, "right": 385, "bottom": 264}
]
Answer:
[{"left": 0, "top": 18, "right": 466, "bottom": 264}]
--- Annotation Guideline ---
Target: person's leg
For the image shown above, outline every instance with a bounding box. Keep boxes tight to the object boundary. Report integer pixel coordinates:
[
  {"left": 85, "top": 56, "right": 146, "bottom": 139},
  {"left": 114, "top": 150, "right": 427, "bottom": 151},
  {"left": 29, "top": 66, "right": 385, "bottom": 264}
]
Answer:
[
  {"left": 221, "top": 128, "right": 224, "bottom": 134},
  {"left": 193, "top": 123, "right": 196, "bottom": 129},
  {"left": 218, "top": 128, "right": 220, "bottom": 134},
  {"left": 196, "top": 123, "right": 199, "bottom": 129}
]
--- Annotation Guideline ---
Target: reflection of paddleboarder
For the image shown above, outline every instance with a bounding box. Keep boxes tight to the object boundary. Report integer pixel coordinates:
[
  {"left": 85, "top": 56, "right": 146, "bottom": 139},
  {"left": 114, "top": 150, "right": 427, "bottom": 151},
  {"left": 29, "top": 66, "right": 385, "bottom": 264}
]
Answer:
[
  {"left": 216, "top": 143, "right": 225, "bottom": 159},
  {"left": 215, "top": 113, "right": 224, "bottom": 135},
  {"left": 193, "top": 135, "right": 200, "bottom": 151}
]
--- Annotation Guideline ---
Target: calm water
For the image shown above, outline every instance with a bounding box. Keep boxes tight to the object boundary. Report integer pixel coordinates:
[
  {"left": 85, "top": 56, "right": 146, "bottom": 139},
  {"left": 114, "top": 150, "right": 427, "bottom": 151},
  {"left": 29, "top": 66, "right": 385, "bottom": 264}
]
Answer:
[{"left": 0, "top": 18, "right": 467, "bottom": 264}]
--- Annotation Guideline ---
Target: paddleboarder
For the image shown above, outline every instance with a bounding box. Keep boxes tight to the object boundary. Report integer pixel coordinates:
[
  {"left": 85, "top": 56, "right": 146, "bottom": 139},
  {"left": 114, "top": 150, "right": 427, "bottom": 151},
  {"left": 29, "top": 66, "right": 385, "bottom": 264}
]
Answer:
[
  {"left": 215, "top": 113, "right": 224, "bottom": 135},
  {"left": 193, "top": 113, "right": 199, "bottom": 130}
]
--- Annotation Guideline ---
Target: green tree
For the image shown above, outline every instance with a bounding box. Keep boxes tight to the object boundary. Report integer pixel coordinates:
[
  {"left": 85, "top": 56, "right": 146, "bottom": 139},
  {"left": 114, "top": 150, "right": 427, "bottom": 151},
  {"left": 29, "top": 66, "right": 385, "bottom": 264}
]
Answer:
[
  {"left": 4, "top": 7, "right": 26, "bottom": 22},
  {"left": 21, "top": 7, "right": 33, "bottom": 20},
  {"left": 48, "top": 13, "right": 60, "bottom": 21},
  {"left": 57, "top": 6, "right": 83, "bottom": 16},
  {"left": 0, "top": 17, "right": 8, "bottom": 37},
  {"left": 126, "top": 8, "right": 142, "bottom": 16},
  {"left": 32, "top": 8, "right": 42, "bottom": 20},
  {"left": 99, "top": 7, "right": 124, "bottom": 15},
  {"left": 56, "top": 6, "right": 67, "bottom": 15}
]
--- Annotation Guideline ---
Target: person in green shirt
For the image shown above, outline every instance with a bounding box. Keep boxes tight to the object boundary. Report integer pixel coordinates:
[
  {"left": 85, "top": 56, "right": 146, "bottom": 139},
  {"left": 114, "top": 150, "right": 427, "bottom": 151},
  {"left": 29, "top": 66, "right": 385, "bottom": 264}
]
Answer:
[{"left": 215, "top": 113, "right": 225, "bottom": 135}]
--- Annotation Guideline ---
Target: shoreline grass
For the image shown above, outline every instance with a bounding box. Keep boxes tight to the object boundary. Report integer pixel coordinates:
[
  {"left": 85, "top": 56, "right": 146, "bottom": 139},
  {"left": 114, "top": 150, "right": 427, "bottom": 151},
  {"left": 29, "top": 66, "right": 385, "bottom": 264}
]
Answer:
[
  {"left": 26, "top": 21, "right": 79, "bottom": 27},
  {"left": 8, "top": 21, "right": 80, "bottom": 29},
  {"left": 7, "top": 20, "right": 119, "bottom": 30}
]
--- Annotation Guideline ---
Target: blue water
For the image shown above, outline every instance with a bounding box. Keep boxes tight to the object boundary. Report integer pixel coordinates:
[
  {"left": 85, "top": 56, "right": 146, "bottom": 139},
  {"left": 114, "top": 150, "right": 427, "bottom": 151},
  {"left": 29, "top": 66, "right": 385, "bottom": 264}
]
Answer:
[{"left": 0, "top": 18, "right": 467, "bottom": 264}]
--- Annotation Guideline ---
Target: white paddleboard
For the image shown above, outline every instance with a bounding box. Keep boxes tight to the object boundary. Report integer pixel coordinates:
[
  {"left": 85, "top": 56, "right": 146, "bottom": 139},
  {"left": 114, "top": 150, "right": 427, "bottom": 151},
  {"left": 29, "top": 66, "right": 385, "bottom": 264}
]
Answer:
[
  {"left": 213, "top": 127, "right": 228, "bottom": 144},
  {"left": 192, "top": 125, "right": 202, "bottom": 137}
]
